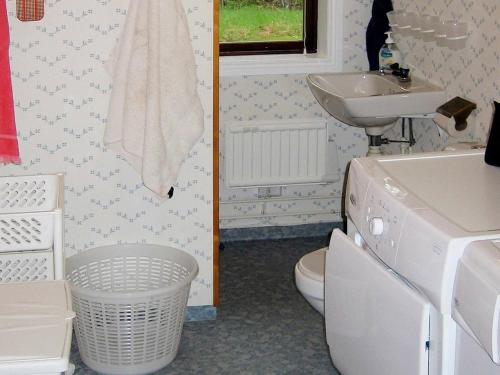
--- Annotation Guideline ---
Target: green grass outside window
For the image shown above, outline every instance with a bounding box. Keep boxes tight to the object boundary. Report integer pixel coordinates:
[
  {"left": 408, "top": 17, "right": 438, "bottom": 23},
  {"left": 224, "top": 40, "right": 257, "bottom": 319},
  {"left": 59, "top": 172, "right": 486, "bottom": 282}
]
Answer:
[{"left": 220, "top": 5, "right": 303, "bottom": 43}]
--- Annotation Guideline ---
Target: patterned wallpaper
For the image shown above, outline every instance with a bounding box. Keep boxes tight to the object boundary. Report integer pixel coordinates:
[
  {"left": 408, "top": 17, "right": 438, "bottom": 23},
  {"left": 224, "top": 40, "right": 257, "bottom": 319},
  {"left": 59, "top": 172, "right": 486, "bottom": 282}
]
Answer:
[
  {"left": 389, "top": 0, "right": 500, "bottom": 144},
  {"left": 220, "top": 0, "right": 500, "bottom": 228},
  {"left": 2, "top": 0, "right": 214, "bottom": 306},
  {"left": 219, "top": 75, "right": 367, "bottom": 228},
  {"left": 219, "top": 0, "right": 372, "bottom": 228}
]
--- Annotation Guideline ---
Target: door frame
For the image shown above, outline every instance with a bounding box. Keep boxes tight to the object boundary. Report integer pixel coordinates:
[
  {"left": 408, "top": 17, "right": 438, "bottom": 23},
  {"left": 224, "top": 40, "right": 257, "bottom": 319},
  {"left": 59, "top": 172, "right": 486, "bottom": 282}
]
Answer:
[{"left": 213, "top": 0, "right": 220, "bottom": 307}]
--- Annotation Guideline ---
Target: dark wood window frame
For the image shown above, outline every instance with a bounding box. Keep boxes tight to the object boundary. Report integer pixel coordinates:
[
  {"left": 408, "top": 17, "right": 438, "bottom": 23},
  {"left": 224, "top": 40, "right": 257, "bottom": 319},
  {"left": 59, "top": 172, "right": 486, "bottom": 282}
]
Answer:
[{"left": 220, "top": 0, "right": 318, "bottom": 56}]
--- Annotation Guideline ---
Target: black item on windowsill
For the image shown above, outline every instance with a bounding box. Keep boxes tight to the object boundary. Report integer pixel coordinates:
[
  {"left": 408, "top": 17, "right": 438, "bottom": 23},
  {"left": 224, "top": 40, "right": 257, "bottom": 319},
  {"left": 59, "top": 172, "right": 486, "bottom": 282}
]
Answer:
[
  {"left": 168, "top": 187, "right": 174, "bottom": 199},
  {"left": 485, "top": 101, "right": 500, "bottom": 167},
  {"left": 366, "top": 0, "right": 393, "bottom": 71}
]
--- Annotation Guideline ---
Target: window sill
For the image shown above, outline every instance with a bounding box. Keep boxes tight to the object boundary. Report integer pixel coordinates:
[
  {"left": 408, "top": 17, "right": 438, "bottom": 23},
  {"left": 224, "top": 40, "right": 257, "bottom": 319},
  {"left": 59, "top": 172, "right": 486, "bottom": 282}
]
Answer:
[{"left": 219, "top": 53, "right": 341, "bottom": 77}]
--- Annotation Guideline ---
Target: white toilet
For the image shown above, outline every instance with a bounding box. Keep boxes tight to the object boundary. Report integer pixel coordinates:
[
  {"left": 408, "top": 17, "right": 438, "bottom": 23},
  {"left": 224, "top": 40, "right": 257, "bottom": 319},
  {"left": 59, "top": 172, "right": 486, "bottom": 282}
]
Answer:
[{"left": 294, "top": 247, "right": 327, "bottom": 316}]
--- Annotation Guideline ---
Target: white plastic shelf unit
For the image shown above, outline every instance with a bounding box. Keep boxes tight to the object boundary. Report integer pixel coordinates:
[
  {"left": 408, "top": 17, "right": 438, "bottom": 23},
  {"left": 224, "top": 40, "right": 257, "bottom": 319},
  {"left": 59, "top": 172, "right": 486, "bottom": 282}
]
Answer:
[{"left": 0, "top": 174, "right": 64, "bottom": 283}]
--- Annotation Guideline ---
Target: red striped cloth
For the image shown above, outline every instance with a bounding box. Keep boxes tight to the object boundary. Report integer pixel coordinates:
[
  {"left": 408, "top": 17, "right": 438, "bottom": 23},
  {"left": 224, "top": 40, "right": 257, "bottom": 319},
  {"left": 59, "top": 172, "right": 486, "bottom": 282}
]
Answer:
[
  {"left": 0, "top": 0, "right": 20, "bottom": 164},
  {"left": 16, "top": 0, "right": 44, "bottom": 22}
]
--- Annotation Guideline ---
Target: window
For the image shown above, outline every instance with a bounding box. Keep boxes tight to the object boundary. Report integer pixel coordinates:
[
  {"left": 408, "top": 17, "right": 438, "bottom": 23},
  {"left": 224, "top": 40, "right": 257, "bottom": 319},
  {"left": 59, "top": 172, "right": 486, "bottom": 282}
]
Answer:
[
  {"left": 219, "top": 0, "right": 318, "bottom": 56},
  {"left": 219, "top": 0, "right": 342, "bottom": 77}
]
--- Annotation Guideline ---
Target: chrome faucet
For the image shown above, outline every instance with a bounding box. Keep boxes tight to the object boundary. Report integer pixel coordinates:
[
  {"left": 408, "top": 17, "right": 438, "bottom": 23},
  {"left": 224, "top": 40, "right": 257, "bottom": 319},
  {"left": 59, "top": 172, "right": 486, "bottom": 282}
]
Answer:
[
  {"left": 378, "top": 63, "right": 411, "bottom": 82},
  {"left": 378, "top": 67, "right": 399, "bottom": 76}
]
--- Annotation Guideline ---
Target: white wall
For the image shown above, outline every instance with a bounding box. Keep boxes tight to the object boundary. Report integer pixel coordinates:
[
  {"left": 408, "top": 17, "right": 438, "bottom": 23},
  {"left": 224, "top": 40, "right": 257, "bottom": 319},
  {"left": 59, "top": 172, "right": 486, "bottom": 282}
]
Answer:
[
  {"left": 388, "top": 0, "right": 500, "bottom": 146},
  {"left": 2, "top": 0, "right": 214, "bottom": 306},
  {"left": 219, "top": 0, "right": 372, "bottom": 228},
  {"left": 219, "top": 0, "right": 500, "bottom": 228}
]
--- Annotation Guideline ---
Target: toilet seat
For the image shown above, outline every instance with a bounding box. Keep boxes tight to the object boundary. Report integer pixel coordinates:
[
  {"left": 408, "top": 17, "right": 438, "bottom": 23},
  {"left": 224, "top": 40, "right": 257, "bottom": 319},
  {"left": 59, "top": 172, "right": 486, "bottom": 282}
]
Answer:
[
  {"left": 297, "top": 247, "right": 326, "bottom": 283},
  {"left": 295, "top": 247, "right": 327, "bottom": 315},
  {"left": 0, "top": 281, "right": 75, "bottom": 375}
]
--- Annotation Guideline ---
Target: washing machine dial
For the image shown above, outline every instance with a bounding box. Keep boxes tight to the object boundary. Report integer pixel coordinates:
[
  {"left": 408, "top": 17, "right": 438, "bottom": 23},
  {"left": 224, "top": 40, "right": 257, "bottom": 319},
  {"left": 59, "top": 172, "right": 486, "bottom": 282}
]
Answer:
[{"left": 369, "top": 217, "right": 384, "bottom": 236}]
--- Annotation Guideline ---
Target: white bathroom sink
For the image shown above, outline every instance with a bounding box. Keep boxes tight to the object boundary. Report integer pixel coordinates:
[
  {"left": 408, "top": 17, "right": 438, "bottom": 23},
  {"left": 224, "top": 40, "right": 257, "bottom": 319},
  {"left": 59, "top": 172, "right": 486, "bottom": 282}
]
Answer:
[{"left": 306, "top": 72, "right": 446, "bottom": 133}]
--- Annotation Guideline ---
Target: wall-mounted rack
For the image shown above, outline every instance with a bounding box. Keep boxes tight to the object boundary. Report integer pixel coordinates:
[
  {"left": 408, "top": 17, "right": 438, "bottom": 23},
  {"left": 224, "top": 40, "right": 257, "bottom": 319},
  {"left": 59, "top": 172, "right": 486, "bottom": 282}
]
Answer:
[{"left": 387, "top": 11, "right": 468, "bottom": 50}]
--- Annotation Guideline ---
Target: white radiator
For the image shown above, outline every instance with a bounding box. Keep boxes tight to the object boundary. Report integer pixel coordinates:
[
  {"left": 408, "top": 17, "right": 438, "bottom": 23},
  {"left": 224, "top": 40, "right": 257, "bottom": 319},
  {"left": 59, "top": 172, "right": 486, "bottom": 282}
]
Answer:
[{"left": 225, "top": 119, "right": 338, "bottom": 187}]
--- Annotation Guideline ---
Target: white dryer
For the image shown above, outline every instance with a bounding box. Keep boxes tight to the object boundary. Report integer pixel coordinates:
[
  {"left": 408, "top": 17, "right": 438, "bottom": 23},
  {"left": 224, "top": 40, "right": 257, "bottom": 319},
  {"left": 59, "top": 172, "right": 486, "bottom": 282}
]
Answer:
[
  {"left": 325, "top": 150, "right": 500, "bottom": 375},
  {"left": 453, "top": 239, "right": 500, "bottom": 375}
]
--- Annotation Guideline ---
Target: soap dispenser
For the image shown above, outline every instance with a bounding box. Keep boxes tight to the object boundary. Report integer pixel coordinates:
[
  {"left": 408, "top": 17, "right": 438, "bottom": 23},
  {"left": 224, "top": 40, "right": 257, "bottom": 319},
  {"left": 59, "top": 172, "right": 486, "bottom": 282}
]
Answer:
[{"left": 378, "top": 31, "right": 402, "bottom": 71}]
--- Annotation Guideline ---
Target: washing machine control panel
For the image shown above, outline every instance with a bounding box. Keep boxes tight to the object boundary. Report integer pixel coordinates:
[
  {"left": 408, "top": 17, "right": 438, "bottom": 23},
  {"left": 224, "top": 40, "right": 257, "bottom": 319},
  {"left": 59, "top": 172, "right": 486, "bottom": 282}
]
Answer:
[
  {"left": 346, "top": 157, "right": 432, "bottom": 269},
  {"left": 358, "top": 178, "right": 409, "bottom": 268},
  {"left": 345, "top": 159, "right": 371, "bottom": 231}
]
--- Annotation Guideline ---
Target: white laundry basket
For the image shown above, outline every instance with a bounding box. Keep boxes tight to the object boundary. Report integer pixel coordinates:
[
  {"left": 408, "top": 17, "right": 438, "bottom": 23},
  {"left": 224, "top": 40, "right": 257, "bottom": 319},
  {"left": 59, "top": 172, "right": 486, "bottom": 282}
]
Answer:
[
  {"left": 0, "top": 174, "right": 64, "bottom": 282},
  {"left": 66, "top": 244, "right": 199, "bottom": 375}
]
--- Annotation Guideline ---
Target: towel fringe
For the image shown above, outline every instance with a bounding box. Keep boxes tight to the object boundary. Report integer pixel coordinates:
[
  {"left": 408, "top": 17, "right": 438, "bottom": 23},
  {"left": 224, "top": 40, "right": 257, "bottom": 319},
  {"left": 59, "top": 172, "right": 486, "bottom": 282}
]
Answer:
[{"left": 0, "top": 154, "right": 21, "bottom": 164}]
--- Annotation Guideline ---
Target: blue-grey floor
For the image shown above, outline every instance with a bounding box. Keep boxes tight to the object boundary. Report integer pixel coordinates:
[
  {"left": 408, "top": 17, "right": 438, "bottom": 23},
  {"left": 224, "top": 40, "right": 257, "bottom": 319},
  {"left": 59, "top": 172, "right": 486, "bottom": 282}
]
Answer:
[{"left": 72, "top": 236, "right": 339, "bottom": 374}]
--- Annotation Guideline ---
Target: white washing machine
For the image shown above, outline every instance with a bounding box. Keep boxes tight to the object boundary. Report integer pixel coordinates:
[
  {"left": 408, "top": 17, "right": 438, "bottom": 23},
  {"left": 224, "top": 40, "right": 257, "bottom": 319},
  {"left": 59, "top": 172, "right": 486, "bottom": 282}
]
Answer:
[{"left": 325, "top": 150, "right": 500, "bottom": 375}]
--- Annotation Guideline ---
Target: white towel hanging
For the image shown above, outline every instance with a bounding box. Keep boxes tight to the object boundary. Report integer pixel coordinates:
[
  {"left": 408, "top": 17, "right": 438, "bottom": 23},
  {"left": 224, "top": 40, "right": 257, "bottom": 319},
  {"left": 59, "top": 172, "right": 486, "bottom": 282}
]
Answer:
[{"left": 104, "top": 0, "right": 204, "bottom": 198}]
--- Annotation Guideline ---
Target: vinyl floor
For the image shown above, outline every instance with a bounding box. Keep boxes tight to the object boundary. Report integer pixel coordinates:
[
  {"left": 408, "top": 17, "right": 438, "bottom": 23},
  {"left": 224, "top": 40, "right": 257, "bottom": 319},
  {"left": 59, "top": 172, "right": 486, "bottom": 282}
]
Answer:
[{"left": 72, "top": 236, "right": 339, "bottom": 374}]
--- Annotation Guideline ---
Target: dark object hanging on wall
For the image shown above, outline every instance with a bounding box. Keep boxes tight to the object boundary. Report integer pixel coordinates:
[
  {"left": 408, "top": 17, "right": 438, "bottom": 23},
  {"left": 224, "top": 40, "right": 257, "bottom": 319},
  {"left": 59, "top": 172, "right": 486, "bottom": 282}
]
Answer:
[
  {"left": 366, "top": 0, "right": 393, "bottom": 71},
  {"left": 485, "top": 101, "right": 500, "bottom": 167}
]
